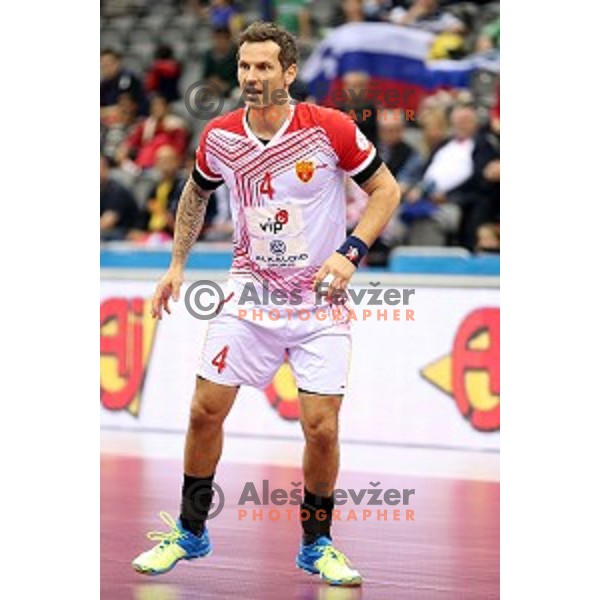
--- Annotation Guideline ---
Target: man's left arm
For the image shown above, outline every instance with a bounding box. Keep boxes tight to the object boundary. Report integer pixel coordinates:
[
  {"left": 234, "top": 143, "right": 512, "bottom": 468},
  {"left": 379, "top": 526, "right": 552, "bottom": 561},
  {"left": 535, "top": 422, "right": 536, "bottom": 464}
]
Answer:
[{"left": 314, "top": 164, "right": 401, "bottom": 292}]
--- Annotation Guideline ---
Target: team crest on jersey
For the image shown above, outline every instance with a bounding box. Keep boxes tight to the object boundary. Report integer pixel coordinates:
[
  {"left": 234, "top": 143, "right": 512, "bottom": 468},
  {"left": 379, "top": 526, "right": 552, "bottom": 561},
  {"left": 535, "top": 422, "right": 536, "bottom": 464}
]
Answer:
[{"left": 295, "top": 160, "right": 315, "bottom": 183}]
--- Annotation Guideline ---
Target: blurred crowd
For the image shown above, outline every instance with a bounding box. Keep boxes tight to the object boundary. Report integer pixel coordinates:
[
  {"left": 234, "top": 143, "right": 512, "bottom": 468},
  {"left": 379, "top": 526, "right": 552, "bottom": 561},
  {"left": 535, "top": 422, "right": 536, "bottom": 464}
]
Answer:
[{"left": 101, "top": 0, "right": 500, "bottom": 259}]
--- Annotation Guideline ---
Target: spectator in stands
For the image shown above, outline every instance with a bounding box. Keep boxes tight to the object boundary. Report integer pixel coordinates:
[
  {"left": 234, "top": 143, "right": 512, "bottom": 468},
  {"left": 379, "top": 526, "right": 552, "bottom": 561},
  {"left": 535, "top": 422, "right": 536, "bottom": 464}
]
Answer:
[
  {"left": 377, "top": 110, "right": 419, "bottom": 181},
  {"left": 471, "top": 112, "right": 500, "bottom": 249},
  {"left": 399, "top": 103, "right": 499, "bottom": 249},
  {"left": 101, "top": 49, "right": 148, "bottom": 119},
  {"left": 475, "top": 223, "right": 500, "bottom": 254},
  {"left": 100, "top": 154, "right": 139, "bottom": 241},
  {"left": 274, "top": 0, "right": 312, "bottom": 41},
  {"left": 388, "top": 0, "right": 466, "bottom": 34},
  {"left": 475, "top": 17, "right": 500, "bottom": 53},
  {"left": 330, "top": 0, "right": 366, "bottom": 27},
  {"left": 101, "top": 92, "right": 140, "bottom": 166},
  {"left": 203, "top": 27, "right": 239, "bottom": 98},
  {"left": 335, "top": 71, "right": 379, "bottom": 147},
  {"left": 345, "top": 108, "right": 418, "bottom": 266},
  {"left": 362, "top": 0, "right": 389, "bottom": 22},
  {"left": 117, "top": 94, "right": 189, "bottom": 171},
  {"left": 260, "top": 0, "right": 275, "bottom": 21},
  {"left": 145, "top": 45, "right": 182, "bottom": 103},
  {"left": 204, "top": 0, "right": 244, "bottom": 35},
  {"left": 371, "top": 109, "right": 419, "bottom": 262},
  {"left": 134, "top": 145, "right": 186, "bottom": 238},
  {"left": 417, "top": 92, "right": 451, "bottom": 154}
]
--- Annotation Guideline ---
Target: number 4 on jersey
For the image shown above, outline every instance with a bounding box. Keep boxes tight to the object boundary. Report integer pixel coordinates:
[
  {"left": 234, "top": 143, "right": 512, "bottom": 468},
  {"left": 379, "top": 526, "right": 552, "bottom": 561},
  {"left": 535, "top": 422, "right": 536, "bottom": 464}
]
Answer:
[
  {"left": 260, "top": 172, "right": 275, "bottom": 199},
  {"left": 211, "top": 346, "right": 229, "bottom": 374}
]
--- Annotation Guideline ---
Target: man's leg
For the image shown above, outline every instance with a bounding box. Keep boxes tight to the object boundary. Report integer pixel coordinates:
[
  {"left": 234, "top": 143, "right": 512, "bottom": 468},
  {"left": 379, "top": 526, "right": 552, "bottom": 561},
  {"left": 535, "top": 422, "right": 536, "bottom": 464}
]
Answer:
[
  {"left": 131, "top": 376, "right": 237, "bottom": 575},
  {"left": 295, "top": 390, "right": 362, "bottom": 585},
  {"left": 180, "top": 376, "right": 238, "bottom": 535},
  {"left": 299, "top": 391, "right": 341, "bottom": 543}
]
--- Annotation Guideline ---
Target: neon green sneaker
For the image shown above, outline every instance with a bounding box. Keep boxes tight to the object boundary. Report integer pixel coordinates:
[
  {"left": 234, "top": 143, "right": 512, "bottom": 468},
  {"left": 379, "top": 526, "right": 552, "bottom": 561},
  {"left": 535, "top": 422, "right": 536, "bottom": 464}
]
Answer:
[
  {"left": 132, "top": 512, "right": 212, "bottom": 576},
  {"left": 296, "top": 536, "right": 363, "bottom": 586}
]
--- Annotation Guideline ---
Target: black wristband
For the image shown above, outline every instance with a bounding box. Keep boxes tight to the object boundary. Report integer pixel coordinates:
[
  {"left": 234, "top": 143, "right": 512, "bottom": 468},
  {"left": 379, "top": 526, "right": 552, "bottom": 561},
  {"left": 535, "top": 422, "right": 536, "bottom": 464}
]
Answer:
[{"left": 336, "top": 235, "right": 369, "bottom": 267}]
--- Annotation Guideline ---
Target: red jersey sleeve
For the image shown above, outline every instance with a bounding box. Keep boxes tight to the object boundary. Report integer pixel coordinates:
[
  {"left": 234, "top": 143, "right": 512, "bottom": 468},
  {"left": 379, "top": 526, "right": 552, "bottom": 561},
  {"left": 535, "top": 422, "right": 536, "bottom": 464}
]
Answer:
[
  {"left": 323, "top": 108, "right": 378, "bottom": 177},
  {"left": 193, "top": 123, "right": 224, "bottom": 190}
]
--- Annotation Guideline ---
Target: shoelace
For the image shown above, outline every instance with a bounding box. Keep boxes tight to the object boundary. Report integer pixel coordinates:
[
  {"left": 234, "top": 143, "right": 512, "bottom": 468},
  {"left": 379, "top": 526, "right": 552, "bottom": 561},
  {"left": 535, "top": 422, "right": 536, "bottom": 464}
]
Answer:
[
  {"left": 319, "top": 545, "right": 350, "bottom": 566},
  {"left": 146, "top": 511, "right": 183, "bottom": 549}
]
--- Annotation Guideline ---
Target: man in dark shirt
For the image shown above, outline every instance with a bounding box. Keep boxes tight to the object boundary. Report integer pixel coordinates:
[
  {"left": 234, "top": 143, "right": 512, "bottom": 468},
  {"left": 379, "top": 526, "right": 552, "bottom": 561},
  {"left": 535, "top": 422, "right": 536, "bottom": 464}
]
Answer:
[
  {"left": 101, "top": 49, "right": 148, "bottom": 117},
  {"left": 377, "top": 110, "right": 418, "bottom": 178},
  {"left": 136, "top": 145, "right": 185, "bottom": 236},
  {"left": 203, "top": 27, "right": 238, "bottom": 97},
  {"left": 335, "top": 71, "right": 379, "bottom": 147},
  {"left": 100, "top": 155, "right": 139, "bottom": 241}
]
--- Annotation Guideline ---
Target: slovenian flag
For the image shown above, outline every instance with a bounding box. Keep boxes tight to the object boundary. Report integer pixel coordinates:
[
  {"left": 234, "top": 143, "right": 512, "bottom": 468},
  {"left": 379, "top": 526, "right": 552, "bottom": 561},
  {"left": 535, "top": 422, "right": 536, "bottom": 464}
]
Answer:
[{"left": 301, "top": 23, "right": 492, "bottom": 112}]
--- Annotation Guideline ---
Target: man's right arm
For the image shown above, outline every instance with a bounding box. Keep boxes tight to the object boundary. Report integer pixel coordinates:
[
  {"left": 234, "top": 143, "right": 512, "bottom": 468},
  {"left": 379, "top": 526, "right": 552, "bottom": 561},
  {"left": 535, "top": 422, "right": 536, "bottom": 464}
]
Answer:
[
  {"left": 151, "top": 175, "right": 213, "bottom": 319},
  {"left": 171, "top": 176, "right": 212, "bottom": 269}
]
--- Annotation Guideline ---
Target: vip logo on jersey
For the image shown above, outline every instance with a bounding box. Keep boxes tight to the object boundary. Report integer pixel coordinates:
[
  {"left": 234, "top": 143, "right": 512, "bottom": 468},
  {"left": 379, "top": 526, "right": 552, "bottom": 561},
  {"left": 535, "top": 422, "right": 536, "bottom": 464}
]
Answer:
[
  {"left": 270, "top": 239, "right": 287, "bottom": 255},
  {"left": 295, "top": 160, "right": 315, "bottom": 183},
  {"left": 421, "top": 308, "right": 500, "bottom": 431},
  {"left": 100, "top": 297, "right": 158, "bottom": 416},
  {"left": 260, "top": 209, "right": 289, "bottom": 234}
]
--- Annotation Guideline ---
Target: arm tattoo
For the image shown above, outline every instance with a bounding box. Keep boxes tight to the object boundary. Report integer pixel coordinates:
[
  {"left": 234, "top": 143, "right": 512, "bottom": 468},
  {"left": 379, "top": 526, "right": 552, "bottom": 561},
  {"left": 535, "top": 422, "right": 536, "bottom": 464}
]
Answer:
[{"left": 171, "top": 176, "right": 211, "bottom": 267}]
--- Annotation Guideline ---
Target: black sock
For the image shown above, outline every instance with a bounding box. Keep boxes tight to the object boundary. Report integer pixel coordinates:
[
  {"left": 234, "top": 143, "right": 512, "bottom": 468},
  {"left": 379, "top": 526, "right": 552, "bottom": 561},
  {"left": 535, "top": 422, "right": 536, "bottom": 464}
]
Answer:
[
  {"left": 179, "top": 473, "right": 215, "bottom": 536},
  {"left": 301, "top": 487, "right": 334, "bottom": 545}
]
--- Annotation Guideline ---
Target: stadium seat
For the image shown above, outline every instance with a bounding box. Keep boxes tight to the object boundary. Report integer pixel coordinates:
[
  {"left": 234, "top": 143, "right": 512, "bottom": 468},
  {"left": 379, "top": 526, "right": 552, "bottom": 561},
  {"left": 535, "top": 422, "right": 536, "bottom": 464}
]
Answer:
[
  {"left": 128, "top": 42, "right": 156, "bottom": 69},
  {"left": 101, "top": 27, "right": 126, "bottom": 52},
  {"left": 137, "top": 13, "right": 171, "bottom": 35},
  {"left": 170, "top": 13, "right": 202, "bottom": 38},
  {"left": 121, "top": 54, "right": 145, "bottom": 76},
  {"left": 179, "top": 61, "right": 204, "bottom": 100},
  {"left": 148, "top": 3, "right": 177, "bottom": 20},
  {"left": 160, "top": 26, "right": 193, "bottom": 46},
  {"left": 110, "top": 15, "right": 138, "bottom": 37},
  {"left": 128, "top": 26, "right": 156, "bottom": 46}
]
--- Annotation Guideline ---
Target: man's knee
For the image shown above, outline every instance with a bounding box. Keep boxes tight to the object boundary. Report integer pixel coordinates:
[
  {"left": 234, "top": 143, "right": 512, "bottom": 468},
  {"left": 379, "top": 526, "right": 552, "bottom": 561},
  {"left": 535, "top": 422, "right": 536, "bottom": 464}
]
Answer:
[
  {"left": 188, "top": 380, "right": 230, "bottom": 431},
  {"left": 303, "top": 418, "right": 338, "bottom": 450}
]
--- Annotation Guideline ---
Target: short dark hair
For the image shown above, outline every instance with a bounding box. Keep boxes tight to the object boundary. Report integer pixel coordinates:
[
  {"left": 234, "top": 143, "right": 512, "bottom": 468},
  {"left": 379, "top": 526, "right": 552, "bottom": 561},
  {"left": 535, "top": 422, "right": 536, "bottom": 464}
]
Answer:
[
  {"left": 212, "top": 26, "right": 231, "bottom": 37},
  {"left": 155, "top": 44, "right": 174, "bottom": 60},
  {"left": 237, "top": 21, "right": 298, "bottom": 71}
]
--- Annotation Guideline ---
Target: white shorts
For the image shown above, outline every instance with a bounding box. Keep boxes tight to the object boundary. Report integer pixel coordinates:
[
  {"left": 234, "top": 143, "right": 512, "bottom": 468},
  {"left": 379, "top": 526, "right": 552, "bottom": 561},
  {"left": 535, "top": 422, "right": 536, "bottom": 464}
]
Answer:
[{"left": 198, "top": 293, "right": 352, "bottom": 395}]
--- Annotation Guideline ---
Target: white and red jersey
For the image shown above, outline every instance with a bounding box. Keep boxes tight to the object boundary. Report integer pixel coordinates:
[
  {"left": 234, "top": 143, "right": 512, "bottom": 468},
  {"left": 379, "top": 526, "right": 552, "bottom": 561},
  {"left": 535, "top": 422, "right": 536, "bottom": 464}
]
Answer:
[{"left": 193, "top": 102, "right": 380, "bottom": 306}]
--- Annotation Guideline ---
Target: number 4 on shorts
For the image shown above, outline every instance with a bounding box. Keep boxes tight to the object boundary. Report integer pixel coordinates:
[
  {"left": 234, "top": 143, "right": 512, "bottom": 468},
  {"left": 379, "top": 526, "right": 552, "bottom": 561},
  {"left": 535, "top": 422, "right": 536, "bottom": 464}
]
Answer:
[{"left": 211, "top": 345, "right": 229, "bottom": 374}]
